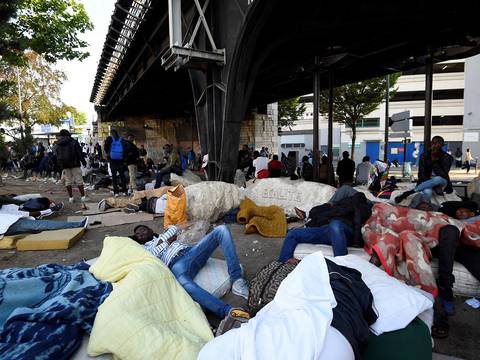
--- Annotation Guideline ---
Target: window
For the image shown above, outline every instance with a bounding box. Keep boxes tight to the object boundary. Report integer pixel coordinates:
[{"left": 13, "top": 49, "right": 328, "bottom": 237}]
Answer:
[
  {"left": 391, "top": 89, "right": 464, "bottom": 102},
  {"left": 412, "top": 115, "right": 463, "bottom": 126},
  {"left": 346, "top": 118, "right": 380, "bottom": 128},
  {"left": 281, "top": 143, "right": 306, "bottom": 148}
]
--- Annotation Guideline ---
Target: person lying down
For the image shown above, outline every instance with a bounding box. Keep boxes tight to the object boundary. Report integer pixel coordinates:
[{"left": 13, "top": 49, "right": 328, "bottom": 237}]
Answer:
[{"left": 131, "top": 223, "right": 250, "bottom": 322}]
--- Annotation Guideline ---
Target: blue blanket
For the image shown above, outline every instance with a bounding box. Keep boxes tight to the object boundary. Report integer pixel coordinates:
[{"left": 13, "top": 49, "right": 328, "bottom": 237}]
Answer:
[{"left": 0, "top": 262, "right": 112, "bottom": 360}]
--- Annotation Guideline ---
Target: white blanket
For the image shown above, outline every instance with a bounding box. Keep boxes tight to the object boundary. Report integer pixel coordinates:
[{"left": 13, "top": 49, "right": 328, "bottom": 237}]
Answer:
[{"left": 199, "top": 252, "right": 341, "bottom": 360}]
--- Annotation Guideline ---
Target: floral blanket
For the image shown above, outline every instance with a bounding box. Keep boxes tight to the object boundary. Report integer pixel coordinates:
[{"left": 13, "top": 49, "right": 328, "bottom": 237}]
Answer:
[
  {"left": 363, "top": 203, "right": 462, "bottom": 296},
  {"left": 0, "top": 262, "right": 112, "bottom": 360}
]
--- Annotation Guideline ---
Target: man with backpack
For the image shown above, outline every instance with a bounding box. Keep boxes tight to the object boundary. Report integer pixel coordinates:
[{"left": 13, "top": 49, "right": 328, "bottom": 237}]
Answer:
[
  {"left": 125, "top": 133, "right": 140, "bottom": 195},
  {"left": 104, "top": 129, "right": 128, "bottom": 196},
  {"left": 55, "top": 129, "right": 89, "bottom": 203}
]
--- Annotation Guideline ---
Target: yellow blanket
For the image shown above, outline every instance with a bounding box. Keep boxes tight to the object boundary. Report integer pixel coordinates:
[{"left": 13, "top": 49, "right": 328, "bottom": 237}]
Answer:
[
  {"left": 88, "top": 236, "right": 213, "bottom": 360},
  {"left": 237, "top": 197, "right": 287, "bottom": 237}
]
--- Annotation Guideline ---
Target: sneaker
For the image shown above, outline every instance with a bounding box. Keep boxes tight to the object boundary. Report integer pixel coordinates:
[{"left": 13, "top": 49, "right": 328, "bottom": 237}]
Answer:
[
  {"left": 98, "top": 199, "right": 111, "bottom": 212},
  {"left": 127, "top": 203, "right": 140, "bottom": 212},
  {"left": 80, "top": 216, "right": 89, "bottom": 229},
  {"left": 69, "top": 197, "right": 75, "bottom": 203},
  {"left": 50, "top": 201, "right": 65, "bottom": 213},
  {"left": 81, "top": 196, "right": 90, "bottom": 203},
  {"left": 232, "top": 278, "right": 249, "bottom": 300},
  {"left": 114, "top": 193, "right": 120, "bottom": 197},
  {"left": 216, "top": 308, "right": 250, "bottom": 336}
]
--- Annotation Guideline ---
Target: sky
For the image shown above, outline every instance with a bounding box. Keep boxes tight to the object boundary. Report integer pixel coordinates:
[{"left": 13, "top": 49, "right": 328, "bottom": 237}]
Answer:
[{"left": 56, "top": 0, "right": 117, "bottom": 126}]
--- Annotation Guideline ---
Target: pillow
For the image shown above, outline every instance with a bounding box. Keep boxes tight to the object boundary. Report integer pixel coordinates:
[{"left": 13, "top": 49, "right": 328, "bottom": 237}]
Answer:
[{"left": 328, "top": 254, "right": 433, "bottom": 335}]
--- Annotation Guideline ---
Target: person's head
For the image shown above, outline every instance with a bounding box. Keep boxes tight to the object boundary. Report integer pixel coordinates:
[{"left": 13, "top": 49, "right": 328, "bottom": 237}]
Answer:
[
  {"left": 467, "top": 148, "right": 471, "bottom": 152},
  {"left": 302, "top": 155, "right": 309, "bottom": 162},
  {"left": 110, "top": 129, "right": 119, "bottom": 139},
  {"left": 342, "top": 151, "right": 349, "bottom": 159},
  {"left": 141, "top": 144, "right": 145, "bottom": 148},
  {"left": 127, "top": 133, "right": 134, "bottom": 142},
  {"left": 242, "top": 144, "right": 249, "bottom": 151},
  {"left": 253, "top": 150, "right": 260, "bottom": 159},
  {"left": 272, "top": 154, "right": 278, "bottom": 161},
  {"left": 362, "top": 156, "right": 370, "bottom": 163},
  {"left": 133, "top": 225, "right": 155, "bottom": 244},
  {"left": 59, "top": 129, "right": 71, "bottom": 138},
  {"left": 431, "top": 136, "right": 444, "bottom": 153},
  {"left": 261, "top": 147, "right": 265, "bottom": 150},
  {"left": 321, "top": 156, "right": 328, "bottom": 164},
  {"left": 455, "top": 207, "right": 476, "bottom": 220}
]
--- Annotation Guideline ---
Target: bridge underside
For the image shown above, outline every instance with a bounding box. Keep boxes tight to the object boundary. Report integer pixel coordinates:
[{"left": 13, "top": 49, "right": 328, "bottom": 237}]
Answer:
[{"left": 92, "top": 0, "right": 480, "bottom": 182}]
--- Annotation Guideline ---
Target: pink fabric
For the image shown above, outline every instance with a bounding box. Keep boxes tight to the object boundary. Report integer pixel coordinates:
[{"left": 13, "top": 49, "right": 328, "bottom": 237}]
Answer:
[{"left": 363, "top": 203, "right": 462, "bottom": 296}]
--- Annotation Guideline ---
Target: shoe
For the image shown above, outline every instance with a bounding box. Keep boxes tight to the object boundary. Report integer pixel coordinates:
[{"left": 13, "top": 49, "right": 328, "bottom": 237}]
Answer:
[
  {"left": 217, "top": 308, "right": 250, "bottom": 336},
  {"left": 123, "top": 207, "right": 136, "bottom": 214},
  {"left": 69, "top": 197, "right": 75, "bottom": 203},
  {"left": 232, "top": 278, "right": 249, "bottom": 300},
  {"left": 119, "top": 192, "right": 127, "bottom": 196},
  {"left": 127, "top": 203, "right": 140, "bottom": 212},
  {"left": 81, "top": 196, "right": 90, "bottom": 203},
  {"left": 50, "top": 201, "right": 64, "bottom": 213},
  {"left": 114, "top": 193, "right": 120, "bottom": 197},
  {"left": 80, "top": 216, "right": 89, "bottom": 229},
  {"left": 98, "top": 199, "right": 111, "bottom": 212}
]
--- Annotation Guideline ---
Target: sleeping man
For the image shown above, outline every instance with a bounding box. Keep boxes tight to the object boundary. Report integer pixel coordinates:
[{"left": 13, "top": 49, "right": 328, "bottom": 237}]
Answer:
[{"left": 132, "top": 224, "right": 250, "bottom": 322}]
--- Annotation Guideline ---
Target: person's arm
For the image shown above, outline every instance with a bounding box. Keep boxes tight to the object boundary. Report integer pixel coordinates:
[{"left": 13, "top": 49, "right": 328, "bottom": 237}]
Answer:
[
  {"left": 436, "top": 154, "right": 453, "bottom": 180},
  {"left": 104, "top": 137, "right": 112, "bottom": 160},
  {"left": 417, "top": 153, "right": 427, "bottom": 183},
  {"left": 75, "top": 141, "right": 87, "bottom": 167}
]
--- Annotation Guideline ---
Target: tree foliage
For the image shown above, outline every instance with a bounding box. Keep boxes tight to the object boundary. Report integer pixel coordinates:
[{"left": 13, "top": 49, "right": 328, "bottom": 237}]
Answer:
[
  {"left": 0, "top": 0, "right": 93, "bottom": 64},
  {"left": 278, "top": 97, "right": 307, "bottom": 129},
  {"left": 321, "top": 73, "right": 400, "bottom": 159}
]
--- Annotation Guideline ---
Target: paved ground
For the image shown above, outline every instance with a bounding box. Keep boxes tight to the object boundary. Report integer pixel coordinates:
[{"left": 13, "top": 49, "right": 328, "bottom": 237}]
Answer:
[{"left": 0, "top": 176, "right": 479, "bottom": 359}]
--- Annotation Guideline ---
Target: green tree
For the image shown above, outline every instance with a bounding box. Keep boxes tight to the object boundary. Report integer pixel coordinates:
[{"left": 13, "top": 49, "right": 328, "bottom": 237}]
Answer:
[
  {"left": 278, "top": 97, "right": 307, "bottom": 129},
  {"left": 321, "top": 74, "right": 400, "bottom": 159},
  {"left": 0, "top": 0, "right": 93, "bottom": 64},
  {"left": 1, "top": 52, "right": 84, "bottom": 152}
]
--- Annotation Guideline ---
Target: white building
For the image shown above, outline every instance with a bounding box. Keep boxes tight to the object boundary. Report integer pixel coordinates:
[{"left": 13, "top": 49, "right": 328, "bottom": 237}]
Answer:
[{"left": 279, "top": 54, "right": 480, "bottom": 165}]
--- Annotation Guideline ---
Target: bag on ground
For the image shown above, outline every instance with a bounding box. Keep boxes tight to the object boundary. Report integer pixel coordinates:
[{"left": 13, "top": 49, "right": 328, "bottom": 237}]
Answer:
[
  {"left": 248, "top": 261, "right": 297, "bottom": 315},
  {"left": 164, "top": 185, "right": 188, "bottom": 228}
]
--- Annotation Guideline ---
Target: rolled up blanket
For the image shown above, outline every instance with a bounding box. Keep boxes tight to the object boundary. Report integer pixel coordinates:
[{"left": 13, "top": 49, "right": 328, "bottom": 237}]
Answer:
[{"left": 237, "top": 197, "right": 287, "bottom": 238}]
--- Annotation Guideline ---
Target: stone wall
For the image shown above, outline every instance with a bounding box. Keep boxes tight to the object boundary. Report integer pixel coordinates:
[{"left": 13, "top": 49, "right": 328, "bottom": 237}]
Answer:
[
  {"left": 239, "top": 105, "right": 278, "bottom": 153},
  {"left": 98, "top": 116, "right": 200, "bottom": 162}
]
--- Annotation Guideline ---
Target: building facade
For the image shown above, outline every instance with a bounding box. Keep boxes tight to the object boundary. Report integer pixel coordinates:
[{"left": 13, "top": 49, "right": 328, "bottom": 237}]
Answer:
[{"left": 279, "top": 54, "right": 480, "bottom": 165}]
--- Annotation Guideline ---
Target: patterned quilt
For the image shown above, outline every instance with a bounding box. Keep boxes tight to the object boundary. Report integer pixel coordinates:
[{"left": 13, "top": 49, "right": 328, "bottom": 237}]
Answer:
[
  {"left": 363, "top": 203, "right": 463, "bottom": 296},
  {"left": 0, "top": 262, "right": 112, "bottom": 360}
]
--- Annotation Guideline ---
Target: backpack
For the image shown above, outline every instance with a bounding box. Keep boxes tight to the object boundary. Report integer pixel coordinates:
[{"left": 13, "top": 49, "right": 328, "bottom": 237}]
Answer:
[
  {"left": 57, "top": 140, "right": 76, "bottom": 169},
  {"left": 247, "top": 261, "right": 297, "bottom": 315},
  {"left": 180, "top": 154, "right": 188, "bottom": 170},
  {"left": 110, "top": 137, "right": 124, "bottom": 160}
]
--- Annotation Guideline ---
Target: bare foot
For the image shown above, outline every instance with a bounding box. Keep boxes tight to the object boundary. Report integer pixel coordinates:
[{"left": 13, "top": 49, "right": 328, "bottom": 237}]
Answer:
[{"left": 294, "top": 207, "right": 306, "bottom": 220}]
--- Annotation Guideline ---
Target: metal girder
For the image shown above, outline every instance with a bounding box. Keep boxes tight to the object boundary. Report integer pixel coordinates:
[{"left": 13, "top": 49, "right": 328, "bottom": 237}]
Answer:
[
  {"left": 116, "top": 3, "right": 146, "bottom": 22},
  {"left": 162, "top": 46, "right": 225, "bottom": 71}
]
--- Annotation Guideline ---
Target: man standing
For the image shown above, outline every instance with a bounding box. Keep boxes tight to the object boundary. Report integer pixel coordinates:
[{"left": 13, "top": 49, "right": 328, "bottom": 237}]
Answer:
[
  {"left": 139, "top": 144, "right": 147, "bottom": 161},
  {"left": 395, "top": 136, "right": 453, "bottom": 203},
  {"left": 454, "top": 148, "right": 462, "bottom": 168},
  {"left": 125, "top": 133, "right": 139, "bottom": 195},
  {"left": 336, "top": 151, "right": 355, "bottom": 186},
  {"left": 104, "top": 129, "right": 128, "bottom": 196},
  {"left": 412, "top": 147, "right": 419, "bottom": 167},
  {"left": 55, "top": 129, "right": 88, "bottom": 203}
]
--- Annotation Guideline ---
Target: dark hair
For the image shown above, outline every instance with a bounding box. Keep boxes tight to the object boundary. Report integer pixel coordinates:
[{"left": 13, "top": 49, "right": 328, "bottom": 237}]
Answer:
[
  {"left": 133, "top": 224, "right": 150, "bottom": 232},
  {"left": 432, "top": 136, "right": 444, "bottom": 145},
  {"left": 302, "top": 155, "right": 309, "bottom": 162},
  {"left": 362, "top": 156, "right": 370, "bottom": 162},
  {"left": 272, "top": 154, "right": 278, "bottom": 160},
  {"left": 59, "top": 129, "right": 70, "bottom": 137},
  {"left": 253, "top": 150, "right": 260, "bottom": 158},
  {"left": 110, "top": 129, "right": 119, "bottom": 138},
  {"left": 342, "top": 151, "right": 349, "bottom": 158}
]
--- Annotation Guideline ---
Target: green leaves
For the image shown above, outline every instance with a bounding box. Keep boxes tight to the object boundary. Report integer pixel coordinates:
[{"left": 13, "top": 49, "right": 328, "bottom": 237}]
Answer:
[
  {"left": 0, "top": 0, "right": 93, "bottom": 64},
  {"left": 278, "top": 97, "right": 307, "bottom": 129}
]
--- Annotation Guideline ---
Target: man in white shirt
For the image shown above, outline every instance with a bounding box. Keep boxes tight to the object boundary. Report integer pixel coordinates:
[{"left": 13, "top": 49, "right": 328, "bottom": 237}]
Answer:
[
  {"left": 252, "top": 150, "right": 268, "bottom": 178},
  {"left": 355, "top": 156, "right": 373, "bottom": 185},
  {"left": 133, "top": 224, "right": 250, "bottom": 320}
]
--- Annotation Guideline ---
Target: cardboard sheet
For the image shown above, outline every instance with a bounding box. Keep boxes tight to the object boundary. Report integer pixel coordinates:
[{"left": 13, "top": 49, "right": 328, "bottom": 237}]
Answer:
[
  {"left": 68, "top": 212, "right": 154, "bottom": 228},
  {"left": 15, "top": 227, "right": 85, "bottom": 251},
  {"left": 81, "top": 203, "right": 122, "bottom": 215}
]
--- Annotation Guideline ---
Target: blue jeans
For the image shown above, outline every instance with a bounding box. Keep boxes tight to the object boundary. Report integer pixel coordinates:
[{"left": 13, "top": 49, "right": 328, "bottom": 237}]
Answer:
[
  {"left": 170, "top": 225, "right": 242, "bottom": 318},
  {"left": 415, "top": 176, "right": 447, "bottom": 201},
  {"left": 278, "top": 219, "right": 354, "bottom": 261},
  {"left": 6, "top": 218, "right": 84, "bottom": 236}
]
